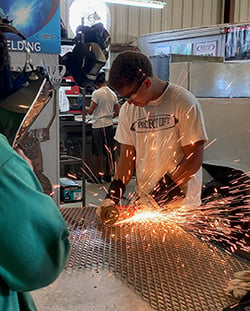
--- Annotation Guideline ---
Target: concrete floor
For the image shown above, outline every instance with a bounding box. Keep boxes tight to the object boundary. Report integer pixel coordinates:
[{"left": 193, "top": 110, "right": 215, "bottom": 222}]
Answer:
[{"left": 32, "top": 268, "right": 153, "bottom": 311}]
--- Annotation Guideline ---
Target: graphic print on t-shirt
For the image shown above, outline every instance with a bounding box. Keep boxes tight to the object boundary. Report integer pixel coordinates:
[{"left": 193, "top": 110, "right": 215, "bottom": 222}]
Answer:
[{"left": 130, "top": 114, "right": 178, "bottom": 133}]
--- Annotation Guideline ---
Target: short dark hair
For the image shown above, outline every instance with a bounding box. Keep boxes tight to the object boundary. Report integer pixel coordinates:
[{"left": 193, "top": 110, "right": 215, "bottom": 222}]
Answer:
[
  {"left": 94, "top": 71, "right": 106, "bottom": 85},
  {"left": 109, "top": 51, "right": 152, "bottom": 92}
]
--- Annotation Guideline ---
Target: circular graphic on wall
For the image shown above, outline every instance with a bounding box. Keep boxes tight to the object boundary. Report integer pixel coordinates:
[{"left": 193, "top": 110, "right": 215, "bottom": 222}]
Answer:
[
  {"left": 69, "top": 0, "right": 110, "bottom": 36},
  {"left": 0, "top": 0, "right": 60, "bottom": 37}
]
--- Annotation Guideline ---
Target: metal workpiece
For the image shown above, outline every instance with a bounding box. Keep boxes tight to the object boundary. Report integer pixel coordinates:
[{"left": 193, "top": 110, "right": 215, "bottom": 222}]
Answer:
[{"left": 61, "top": 207, "right": 249, "bottom": 311}]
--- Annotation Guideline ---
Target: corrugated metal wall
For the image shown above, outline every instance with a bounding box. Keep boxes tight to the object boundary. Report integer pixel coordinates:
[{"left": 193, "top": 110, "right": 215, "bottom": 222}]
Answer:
[
  {"left": 108, "top": 0, "right": 224, "bottom": 43},
  {"left": 61, "top": 0, "right": 250, "bottom": 44},
  {"left": 234, "top": 0, "right": 250, "bottom": 23}
]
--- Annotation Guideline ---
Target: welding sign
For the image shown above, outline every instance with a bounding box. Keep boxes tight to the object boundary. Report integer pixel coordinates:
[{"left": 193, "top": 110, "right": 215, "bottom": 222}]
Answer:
[
  {"left": 130, "top": 114, "right": 178, "bottom": 133},
  {"left": 0, "top": 0, "right": 61, "bottom": 54}
]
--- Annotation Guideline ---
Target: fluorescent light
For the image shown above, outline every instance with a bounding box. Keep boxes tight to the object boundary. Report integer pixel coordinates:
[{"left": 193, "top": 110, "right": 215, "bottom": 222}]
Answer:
[{"left": 105, "top": 0, "right": 165, "bottom": 9}]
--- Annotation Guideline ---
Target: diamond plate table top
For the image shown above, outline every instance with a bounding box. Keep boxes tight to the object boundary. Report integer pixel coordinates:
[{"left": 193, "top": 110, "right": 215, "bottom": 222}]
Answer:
[{"left": 61, "top": 207, "right": 249, "bottom": 311}]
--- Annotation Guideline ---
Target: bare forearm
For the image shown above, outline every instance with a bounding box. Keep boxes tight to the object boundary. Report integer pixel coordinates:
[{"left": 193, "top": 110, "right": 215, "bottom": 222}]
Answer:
[
  {"left": 115, "top": 159, "right": 134, "bottom": 186},
  {"left": 172, "top": 156, "right": 202, "bottom": 186},
  {"left": 114, "top": 144, "right": 135, "bottom": 186},
  {"left": 113, "top": 103, "right": 120, "bottom": 118},
  {"left": 171, "top": 141, "right": 205, "bottom": 187},
  {"left": 86, "top": 101, "right": 97, "bottom": 115},
  {"left": 85, "top": 106, "right": 91, "bottom": 114}
]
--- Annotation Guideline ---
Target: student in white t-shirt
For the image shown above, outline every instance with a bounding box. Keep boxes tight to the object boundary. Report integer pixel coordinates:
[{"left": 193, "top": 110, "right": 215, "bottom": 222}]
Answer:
[
  {"left": 86, "top": 72, "right": 120, "bottom": 183},
  {"left": 98, "top": 51, "right": 208, "bottom": 214}
]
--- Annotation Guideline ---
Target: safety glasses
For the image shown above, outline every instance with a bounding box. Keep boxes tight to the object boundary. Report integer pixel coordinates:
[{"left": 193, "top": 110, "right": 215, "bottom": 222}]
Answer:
[{"left": 123, "top": 78, "right": 145, "bottom": 101}]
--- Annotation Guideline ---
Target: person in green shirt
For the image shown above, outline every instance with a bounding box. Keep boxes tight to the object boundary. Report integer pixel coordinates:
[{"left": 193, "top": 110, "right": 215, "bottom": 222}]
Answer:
[{"left": 0, "top": 21, "right": 70, "bottom": 311}]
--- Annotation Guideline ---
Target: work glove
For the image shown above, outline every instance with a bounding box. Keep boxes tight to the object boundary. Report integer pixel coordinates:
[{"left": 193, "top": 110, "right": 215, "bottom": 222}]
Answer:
[
  {"left": 105, "top": 178, "right": 126, "bottom": 204},
  {"left": 227, "top": 270, "right": 250, "bottom": 300},
  {"left": 223, "top": 290, "right": 250, "bottom": 311},
  {"left": 150, "top": 173, "right": 185, "bottom": 207}
]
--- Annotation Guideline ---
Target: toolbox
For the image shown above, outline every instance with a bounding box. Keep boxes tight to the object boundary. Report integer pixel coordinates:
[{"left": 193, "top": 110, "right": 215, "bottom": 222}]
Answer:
[{"left": 60, "top": 177, "right": 82, "bottom": 202}]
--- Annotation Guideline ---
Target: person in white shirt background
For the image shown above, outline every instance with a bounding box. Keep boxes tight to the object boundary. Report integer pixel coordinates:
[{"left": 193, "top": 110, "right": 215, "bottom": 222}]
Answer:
[{"left": 86, "top": 71, "right": 120, "bottom": 183}]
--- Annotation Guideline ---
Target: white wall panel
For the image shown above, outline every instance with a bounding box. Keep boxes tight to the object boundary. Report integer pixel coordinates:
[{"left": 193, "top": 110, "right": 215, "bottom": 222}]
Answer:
[
  {"left": 211, "top": 0, "right": 223, "bottom": 25},
  {"left": 60, "top": 0, "right": 68, "bottom": 26},
  {"left": 192, "top": 0, "right": 203, "bottom": 27},
  {"left": 182, "top": 0, "right": 194, "bottom": 28},
  {"left": 127, "top": 7, "right": 140, "bottom": 42},
  {"left": 139, "top": 8, "right": 152, "bottom": 35},
  {"left": 150, "top": 8, "right": 163, "bottom": 33},
  {"left": 203, "top": 0, "right": 213, "bottom": 25},
  {"left": 172, "top": 0, "right": 184, "bottom": 30},
  {"left": 234, "top": 0, "right": 250, "bottom": 23},
  {"left": 109, "top": 5, "right": 130, "bottom": 42},
  {"left": 109, "top": 6, "right": 117, "bottom": 42},
  {"left": 163, "top": 0, "right": 173, "bottom": 30}
]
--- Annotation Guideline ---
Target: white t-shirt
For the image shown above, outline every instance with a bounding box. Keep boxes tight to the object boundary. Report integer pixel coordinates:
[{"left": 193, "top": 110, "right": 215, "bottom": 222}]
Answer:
[
  {"left": 115, "top": 83, "right": 208, "bottom": 208},
  {"left": 91, "top": 86, "right": 118, "bottom": 129}
]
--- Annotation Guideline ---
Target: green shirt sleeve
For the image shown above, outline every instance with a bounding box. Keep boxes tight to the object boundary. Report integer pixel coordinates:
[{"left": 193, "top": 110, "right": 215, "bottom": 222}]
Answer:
[{"left": 0, "top": 135, "right": 70, "bottom": 292}]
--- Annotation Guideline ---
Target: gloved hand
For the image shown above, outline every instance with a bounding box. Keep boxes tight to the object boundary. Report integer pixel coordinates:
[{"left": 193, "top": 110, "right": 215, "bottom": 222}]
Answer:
[
  {"left": 150, "top": 173, "right": 185, "bottom": 207},
  {"left": 227, "top": 270, "right": 250, "bottom": 300},
  {"left": 105, "top": 178, "right": 126, "bottom": 204},
  {"left": 96, "top": 179, "right": 126, "bottom": 225},
  {"left": 223, "top": 292, "right": 250, "bottom": 311}
]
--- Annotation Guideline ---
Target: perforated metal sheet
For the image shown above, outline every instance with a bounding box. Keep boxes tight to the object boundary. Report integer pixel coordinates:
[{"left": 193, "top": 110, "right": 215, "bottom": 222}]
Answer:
[{"left": 61, "top": 207, "right": 249, "bottom": 311}]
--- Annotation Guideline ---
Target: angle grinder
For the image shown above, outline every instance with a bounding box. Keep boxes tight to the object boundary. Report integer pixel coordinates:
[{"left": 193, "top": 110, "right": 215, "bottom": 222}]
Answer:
[
  {"left": 96, "top": 198, "right": 120, "bottom": 226},
  {"left": 96, "top": 193, "right": 161, "bottom": 226}
]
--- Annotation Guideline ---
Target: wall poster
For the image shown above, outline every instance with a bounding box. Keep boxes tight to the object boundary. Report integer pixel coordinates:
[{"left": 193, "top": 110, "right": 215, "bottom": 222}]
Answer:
[
  {"left": 225, "top": 24, "right": 250, "bottom": 60},
  {"left": 0, "top": 0, "right": 61, "bottom": 54}
]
